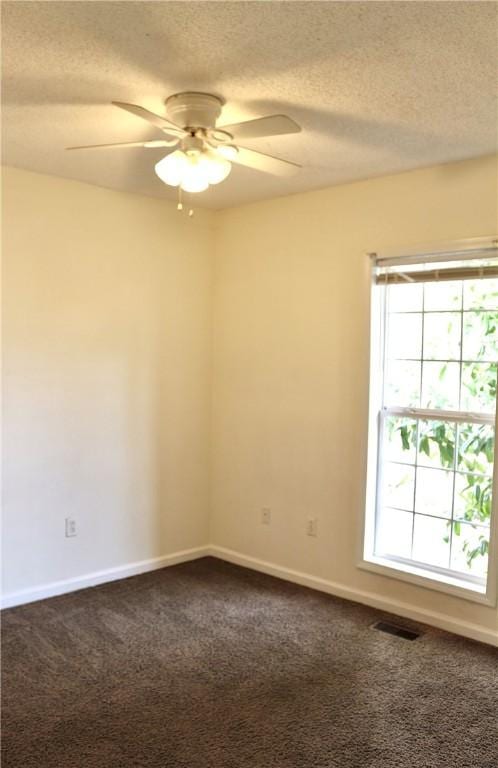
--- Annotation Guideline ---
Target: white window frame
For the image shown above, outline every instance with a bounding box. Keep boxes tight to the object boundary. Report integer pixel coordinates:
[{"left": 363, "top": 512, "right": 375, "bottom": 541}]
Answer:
[{"left": 360, "top": 238, "right": 498, "bottom": 606}]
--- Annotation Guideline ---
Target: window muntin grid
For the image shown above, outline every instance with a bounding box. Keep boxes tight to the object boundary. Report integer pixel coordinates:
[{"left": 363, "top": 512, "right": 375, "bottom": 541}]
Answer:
[{"left": 374, "top": 277, "right": 497, "bottom": 586}]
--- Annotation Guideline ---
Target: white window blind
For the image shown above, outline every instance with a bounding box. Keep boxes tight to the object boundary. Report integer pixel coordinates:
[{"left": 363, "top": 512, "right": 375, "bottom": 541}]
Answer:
[{"left": 373, "top": 240, "right": 498, "bottom": 285}]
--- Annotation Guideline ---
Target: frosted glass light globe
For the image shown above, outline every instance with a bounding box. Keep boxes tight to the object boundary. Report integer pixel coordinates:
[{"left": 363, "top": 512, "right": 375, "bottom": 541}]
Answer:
[
  {"left": 180, "top": 154, "right": 210, "bottom": 193},
  {"left": 155, "top": 151, "right": 189, "bottom": 187},
  {"left": 216, "top": 144, "right": 238, "bottom": 162},
  {"left": 202, "top": 151, "right": 231, "bottom": 185}
]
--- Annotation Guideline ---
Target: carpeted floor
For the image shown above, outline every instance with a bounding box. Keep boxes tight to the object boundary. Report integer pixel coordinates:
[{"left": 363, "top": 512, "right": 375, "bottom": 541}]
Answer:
[{"left": 1, "top": 557, "right": 497, "bottom": 768}]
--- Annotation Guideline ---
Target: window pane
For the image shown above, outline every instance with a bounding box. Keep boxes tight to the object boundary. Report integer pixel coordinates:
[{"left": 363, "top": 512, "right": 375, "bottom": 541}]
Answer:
[
  {"left": 383, "top": 463, "right": 415, "bottom": 511},
  {"left": 385, "top": 360, "right": 421, "bottom": 407},
  {"left": 387, "top": 283, "right": 423, "bottom": 313},
  {"left": 450, "top": 522, "right": 489, "bottom": 578},
  {"left": 457, "top": 423, "right": 495, "bottom": 474},
  {"left": 460, "top": 364, "right": 497, "bottom": 413},
  {"left": 463, "top": 278, "right": 498, "bottom": 310},
  {"left": 412, "top": 515, "right": 450, "bottom": 568},
  {"left": 384, "top": 417, "right": 417, "bottom": 464},
  {"left": 414, "top": 467, "right": 453, "bottom": 519},
  {"left": 454, "top": 473, "right": 492, "bottom": 526},
  {"left": 376, "top": 508, "right": 413, "bottom": 558},
  {"left": 417, "top": 420, "right": 456, "bottom": 470},
  {"left": 421, "top": 361, "right": 460, "bottom": 409},
  {"left": 424, "top": 280, "right": 462, "bottom": 311},
  {"left": 423, "top": 313, "right": 461, "bottom": 360},
  {"left": 386, "top": 314, "right": 422, "bottom": 359},
  {"left": 462, "top": 312, "right": 498, "bottom": 361},
  {"left": 370, "top": 268, "right": 497, "bottom": 592}
]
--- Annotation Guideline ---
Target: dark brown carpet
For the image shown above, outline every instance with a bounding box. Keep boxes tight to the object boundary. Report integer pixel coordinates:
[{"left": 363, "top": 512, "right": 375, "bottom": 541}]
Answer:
[{"left": 1, "top": 557, "right": 497, "bottom": 768}]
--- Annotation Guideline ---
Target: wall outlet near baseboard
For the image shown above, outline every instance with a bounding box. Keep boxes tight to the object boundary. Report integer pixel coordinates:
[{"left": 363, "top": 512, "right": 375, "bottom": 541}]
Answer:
[
  {"left": 261, "top": 507, "right": 271, "bottom": 525},
  {"left": 65, "top": 517, "right": 77, "bottom": 537},
  {"left": 306, "top": 518, "right": 318, "bottom": 537}
]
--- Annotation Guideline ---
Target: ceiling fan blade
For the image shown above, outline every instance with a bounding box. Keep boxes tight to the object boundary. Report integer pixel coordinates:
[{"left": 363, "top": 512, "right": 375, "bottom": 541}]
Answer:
[
  {"left": 231, "top": 146, "right": 301, "bottom": 177},
  {"left": 219, "top": 114, "right": 301, "bottom": 140},
  {"left": 112, "top": 102, "right": 186, "bottom": 138},
  {"left": 66, "top": 139, "right": 178, "bottom": 150}
]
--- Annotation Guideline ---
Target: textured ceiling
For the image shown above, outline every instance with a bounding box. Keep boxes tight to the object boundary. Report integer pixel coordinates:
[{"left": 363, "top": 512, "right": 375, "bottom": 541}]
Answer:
[{"left": 2, "top": 1, "right": 497, "bottom": 209}]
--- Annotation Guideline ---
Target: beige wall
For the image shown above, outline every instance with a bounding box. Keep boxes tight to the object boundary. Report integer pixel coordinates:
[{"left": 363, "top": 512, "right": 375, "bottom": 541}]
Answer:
[
  {"left": 211, "top": 155, "right": 498, "bottom": 639},
  {"left": 3, "top": 157, "right": 498, "bottom": 642},
  {"left": 2, "top": 167, "right": 214, "bottom": 595}
]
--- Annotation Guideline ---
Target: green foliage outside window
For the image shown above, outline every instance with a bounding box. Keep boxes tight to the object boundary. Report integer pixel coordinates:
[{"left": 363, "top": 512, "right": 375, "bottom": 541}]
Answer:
[{"left": 390, "top": 299, "right": 498, "bottom": 571}]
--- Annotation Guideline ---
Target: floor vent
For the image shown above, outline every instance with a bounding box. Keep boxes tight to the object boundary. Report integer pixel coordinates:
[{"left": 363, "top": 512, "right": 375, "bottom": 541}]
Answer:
[{"left": 372, "top": 621, "right": 421, "bottom": 641}]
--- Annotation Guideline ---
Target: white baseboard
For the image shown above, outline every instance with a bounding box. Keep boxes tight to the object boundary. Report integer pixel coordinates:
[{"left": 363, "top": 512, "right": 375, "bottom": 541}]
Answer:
[
  {"left": 209, "top": 545, "right": 498, "bottom": 648},
  {"left": 4, "top": 544, "right": 497, "bottom": 647},
  {"left": 1, "top": 546, "right": 210, "bottom": 609}
]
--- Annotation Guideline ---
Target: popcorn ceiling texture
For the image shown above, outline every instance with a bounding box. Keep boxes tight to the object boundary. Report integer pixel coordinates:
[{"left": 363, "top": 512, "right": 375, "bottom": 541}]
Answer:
[
  {"left": 2, "top": 558, "right": 498, "bottom": 767},
  {"left": 1, "top": 1, "right": 497, "bottom": 209}
]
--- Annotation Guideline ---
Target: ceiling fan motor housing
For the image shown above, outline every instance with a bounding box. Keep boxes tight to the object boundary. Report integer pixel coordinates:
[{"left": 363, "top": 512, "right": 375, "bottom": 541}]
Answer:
[
  {"left": 181, "top": 135, "right": 204, "bottom": 154},
  {"left": 166, "top": 92, "right": 224, "bottom": 131}
]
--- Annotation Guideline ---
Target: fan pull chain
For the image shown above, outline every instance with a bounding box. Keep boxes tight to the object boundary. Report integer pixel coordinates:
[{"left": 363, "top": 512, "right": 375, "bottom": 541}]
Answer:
[{"left": 176, "top": 187, "right": 194, "bottom": 217}]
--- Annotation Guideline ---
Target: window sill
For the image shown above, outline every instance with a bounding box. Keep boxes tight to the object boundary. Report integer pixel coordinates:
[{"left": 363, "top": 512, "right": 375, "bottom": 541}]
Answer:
[{"left": 359, "top": 555, "right": 496, "bottom": 607}]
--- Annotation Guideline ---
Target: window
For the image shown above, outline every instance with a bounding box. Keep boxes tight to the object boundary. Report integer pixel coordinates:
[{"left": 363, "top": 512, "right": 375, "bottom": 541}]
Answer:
[{"left": 364, "top": 241, "right": 498, "bottom": 601}]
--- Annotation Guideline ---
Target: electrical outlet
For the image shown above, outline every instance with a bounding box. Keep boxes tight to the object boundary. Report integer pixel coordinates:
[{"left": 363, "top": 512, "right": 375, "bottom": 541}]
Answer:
[
  {"left": 306, "top": 518, "right": 318, "bottom": 537},
  {"left": 261, "top": 507, "right": 271, "bottom": 525},
  {"left": 65, "top": 517, "right": 77, "bottom": 538}
]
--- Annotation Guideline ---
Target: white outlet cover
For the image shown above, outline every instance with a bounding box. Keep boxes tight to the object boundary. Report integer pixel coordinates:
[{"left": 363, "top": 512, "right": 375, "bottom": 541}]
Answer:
[
  {"left": 65, "top": 517, "right": 77, "bottom": 537},
  {"left": 306, "top": 518, "right": 318, "bottom": 537},
  {"left": 262, "top": 508, "right": 271, "bottom": 525}
]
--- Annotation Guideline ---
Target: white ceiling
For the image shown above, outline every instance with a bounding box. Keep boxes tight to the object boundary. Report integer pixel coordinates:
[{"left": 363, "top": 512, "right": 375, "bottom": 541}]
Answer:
[{"left": 2, "top": 1, "right": 497, "bottom": 209}]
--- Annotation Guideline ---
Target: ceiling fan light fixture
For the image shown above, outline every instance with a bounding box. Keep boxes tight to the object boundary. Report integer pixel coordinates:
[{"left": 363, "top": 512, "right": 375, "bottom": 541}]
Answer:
[{"left": 155, "top": 147, "right": 231, "bottom": 192}]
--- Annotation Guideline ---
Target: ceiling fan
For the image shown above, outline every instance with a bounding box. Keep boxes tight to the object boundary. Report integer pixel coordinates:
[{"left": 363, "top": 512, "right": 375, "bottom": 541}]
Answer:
[{"left": 67, "top": 92, "right": 302, "bottom": 194}]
